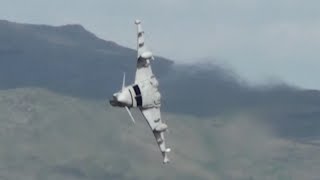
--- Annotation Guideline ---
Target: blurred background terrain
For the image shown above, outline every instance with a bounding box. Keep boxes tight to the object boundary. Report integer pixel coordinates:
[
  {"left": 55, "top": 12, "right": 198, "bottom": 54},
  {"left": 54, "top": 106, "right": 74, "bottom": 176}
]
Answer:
[{"left": 0, "top": 20, "right": 319, "bottom": 179}]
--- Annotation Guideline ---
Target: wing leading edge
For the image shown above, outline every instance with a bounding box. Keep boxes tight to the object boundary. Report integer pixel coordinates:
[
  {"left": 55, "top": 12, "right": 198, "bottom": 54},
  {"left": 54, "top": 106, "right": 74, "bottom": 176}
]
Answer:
[
  {"left": 134, "top": 20, "right": 154, "bottom": 83},
  {"left": 134, "top": 20, "right": 170, "bottom": 163}
]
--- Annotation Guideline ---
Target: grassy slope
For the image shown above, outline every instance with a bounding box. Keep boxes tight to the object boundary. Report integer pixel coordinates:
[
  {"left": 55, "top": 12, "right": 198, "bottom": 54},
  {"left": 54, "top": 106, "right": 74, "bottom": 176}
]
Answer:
[{"left": 0, "top": 88, "right": 319, "bottom": 180}]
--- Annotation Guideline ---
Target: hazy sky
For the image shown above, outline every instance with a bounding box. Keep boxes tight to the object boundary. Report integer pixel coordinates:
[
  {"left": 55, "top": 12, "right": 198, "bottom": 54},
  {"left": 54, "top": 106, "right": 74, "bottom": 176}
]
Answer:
[{"left": 0, "top": 0, "right": 319, "bottom": 89}]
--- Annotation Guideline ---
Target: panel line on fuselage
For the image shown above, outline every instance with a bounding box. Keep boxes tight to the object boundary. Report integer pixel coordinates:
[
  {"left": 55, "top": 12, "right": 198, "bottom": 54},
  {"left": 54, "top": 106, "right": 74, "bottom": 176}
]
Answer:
[{"left": 128, "top": 88, "right": 134, "bottom": 107}]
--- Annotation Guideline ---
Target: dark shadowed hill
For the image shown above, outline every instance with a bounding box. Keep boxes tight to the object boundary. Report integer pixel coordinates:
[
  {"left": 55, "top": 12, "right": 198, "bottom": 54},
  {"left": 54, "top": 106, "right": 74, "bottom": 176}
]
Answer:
[
  {"left": 0, "top": 19, "right": 172, "bottom": 98},
  {"left": 0, "top": 20, "right": 320, "bottom": 139}
]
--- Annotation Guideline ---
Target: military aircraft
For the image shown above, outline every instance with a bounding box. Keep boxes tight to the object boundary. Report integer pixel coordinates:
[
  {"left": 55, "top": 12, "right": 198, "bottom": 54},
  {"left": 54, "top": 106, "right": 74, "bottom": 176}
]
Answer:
[{"left": 110, "top": 20, "right": 171, "bottom": 164}]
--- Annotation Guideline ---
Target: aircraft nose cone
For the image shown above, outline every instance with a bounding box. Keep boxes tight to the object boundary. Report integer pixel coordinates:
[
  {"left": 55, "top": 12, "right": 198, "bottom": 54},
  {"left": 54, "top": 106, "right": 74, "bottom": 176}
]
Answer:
[{"left": 109, "top": 94, "right": 118, "bottom": 106}]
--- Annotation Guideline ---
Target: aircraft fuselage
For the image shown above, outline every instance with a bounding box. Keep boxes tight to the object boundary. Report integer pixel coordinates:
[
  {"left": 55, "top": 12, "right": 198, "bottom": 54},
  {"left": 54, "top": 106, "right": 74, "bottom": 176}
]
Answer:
[{"left": 110, "top": 76, "right": 161, "bottom": 109}]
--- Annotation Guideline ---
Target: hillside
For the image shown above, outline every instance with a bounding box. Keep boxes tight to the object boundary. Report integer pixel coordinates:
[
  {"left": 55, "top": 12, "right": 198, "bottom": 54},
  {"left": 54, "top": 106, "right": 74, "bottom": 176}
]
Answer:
[
  {"left": 0, "top": 19, "right": 172, "bottom": 98},
  {"left": 0, "top": 88, "right": 319, "bottom": 180},
  {"left": 0, "top": 20, "right": 320, "bottom": 179},
  {"left": 0, "top": 20, "right": 320, "bottom": 139}
]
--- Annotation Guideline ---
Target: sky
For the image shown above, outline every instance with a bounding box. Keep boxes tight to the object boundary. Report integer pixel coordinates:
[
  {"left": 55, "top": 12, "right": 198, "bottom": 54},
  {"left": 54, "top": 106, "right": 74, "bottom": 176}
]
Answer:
[{"left": 0, "top": 0, "right": 319, "bottom": 89}]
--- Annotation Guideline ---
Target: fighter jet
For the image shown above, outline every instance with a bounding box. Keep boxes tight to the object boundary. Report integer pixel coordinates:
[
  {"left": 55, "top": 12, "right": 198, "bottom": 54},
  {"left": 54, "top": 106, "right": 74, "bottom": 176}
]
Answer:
[{"left": 110, "top": 20, "right": 171, "bottom": 164}]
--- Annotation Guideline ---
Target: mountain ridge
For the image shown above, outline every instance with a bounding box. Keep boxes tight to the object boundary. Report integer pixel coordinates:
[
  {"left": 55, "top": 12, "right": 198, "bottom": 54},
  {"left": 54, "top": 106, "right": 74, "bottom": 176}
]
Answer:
[{"left": 0, "top": 19, "right": 319, "bottom": 139}]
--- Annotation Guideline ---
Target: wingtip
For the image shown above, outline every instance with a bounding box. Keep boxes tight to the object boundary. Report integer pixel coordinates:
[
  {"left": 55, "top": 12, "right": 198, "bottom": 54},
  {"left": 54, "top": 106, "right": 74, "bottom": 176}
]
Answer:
[
  {"left": 162, "top": 149, "right": 171, "bottom": 164},
  {"left": 163, "top": 157, "right": 170, "bottom": 164},
  {"left": 135, "top": 19, "right": 141, "bottom": 25}
]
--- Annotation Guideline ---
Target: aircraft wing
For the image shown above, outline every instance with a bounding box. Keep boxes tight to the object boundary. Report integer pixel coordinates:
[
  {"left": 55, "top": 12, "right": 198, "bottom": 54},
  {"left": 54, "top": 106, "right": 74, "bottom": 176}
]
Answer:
[
  {"left": 140, "top": 107, "right": 170, "bottom": 163},
  {"left": 134, "top": 20, "right": 154, "bottom": 83}
]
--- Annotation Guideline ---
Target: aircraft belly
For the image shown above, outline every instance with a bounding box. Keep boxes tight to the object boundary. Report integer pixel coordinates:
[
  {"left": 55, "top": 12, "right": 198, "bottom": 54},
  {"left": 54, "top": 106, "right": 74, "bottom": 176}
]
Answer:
[
  {"left": 111, "top": 20, "right": 170, "bottom": 164},
  {"left": 139, "top": 81, "right": 160, "bottom": 108}
]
